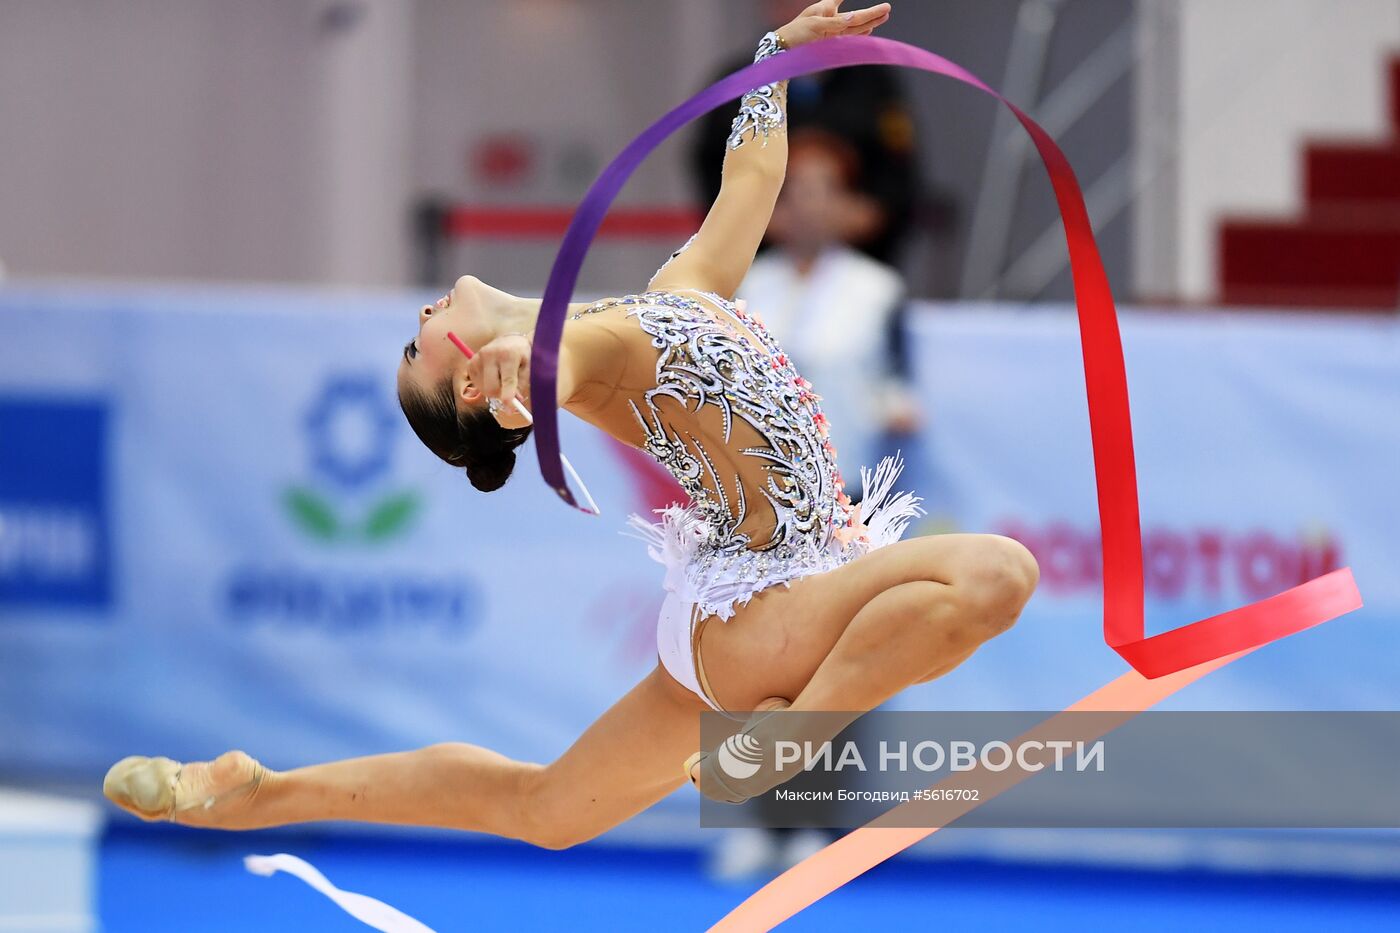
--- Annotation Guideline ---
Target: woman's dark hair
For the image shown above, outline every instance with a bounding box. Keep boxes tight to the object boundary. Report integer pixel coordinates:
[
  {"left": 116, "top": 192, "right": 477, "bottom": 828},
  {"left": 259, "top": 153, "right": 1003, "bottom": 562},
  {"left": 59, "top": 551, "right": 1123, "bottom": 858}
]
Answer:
[{"left": 399, "top": 377, "right": 532, "bottom": 492}]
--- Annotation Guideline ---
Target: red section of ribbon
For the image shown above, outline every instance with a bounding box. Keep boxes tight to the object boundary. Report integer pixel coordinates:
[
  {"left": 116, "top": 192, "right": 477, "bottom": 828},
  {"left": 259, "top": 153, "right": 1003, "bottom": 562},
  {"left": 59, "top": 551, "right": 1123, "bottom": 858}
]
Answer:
[
  {"left": 1001, "top": 101, "right": 1363, "bottom": 675},
  {"left": 531, "top": 35, "right": 1363, "bottom": 682}
]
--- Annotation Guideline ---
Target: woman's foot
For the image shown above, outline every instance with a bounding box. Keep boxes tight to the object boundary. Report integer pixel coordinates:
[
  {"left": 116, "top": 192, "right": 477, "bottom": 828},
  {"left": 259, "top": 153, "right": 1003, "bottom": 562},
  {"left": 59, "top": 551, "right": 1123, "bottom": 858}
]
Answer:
[
  {"left": 687, "top": 697, "right": 790, "bottom": 787},
  {"left": 688, "top": 701, "right": 864, "bottom": 804},
  {"left": 103, "top": 750, "right": 268, "bottom": 828}
]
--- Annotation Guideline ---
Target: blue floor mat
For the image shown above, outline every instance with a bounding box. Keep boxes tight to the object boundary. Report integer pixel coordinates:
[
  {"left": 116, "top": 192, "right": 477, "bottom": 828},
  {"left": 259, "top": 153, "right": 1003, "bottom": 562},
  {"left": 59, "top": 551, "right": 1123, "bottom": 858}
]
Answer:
[{"left": 101, "top": 825, "right": 1400, "bottom": 932}]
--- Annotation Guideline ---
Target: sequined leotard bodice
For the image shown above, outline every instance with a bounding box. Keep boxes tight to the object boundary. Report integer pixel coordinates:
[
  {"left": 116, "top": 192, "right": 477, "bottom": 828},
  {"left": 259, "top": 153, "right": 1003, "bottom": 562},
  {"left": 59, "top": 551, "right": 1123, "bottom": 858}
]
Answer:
[
  {"left": 571, "top": 288, "right": 920, "bottom": 621},
  {"left": 576, "top": 289, "right": 855, "bottom": 553}
]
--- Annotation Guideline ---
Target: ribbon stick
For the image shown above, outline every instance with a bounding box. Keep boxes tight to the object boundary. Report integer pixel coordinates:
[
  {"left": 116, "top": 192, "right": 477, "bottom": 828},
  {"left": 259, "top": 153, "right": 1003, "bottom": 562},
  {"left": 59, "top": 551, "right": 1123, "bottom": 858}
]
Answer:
[{"left": 528, "top": 35, "right": 1362, "bottom": 679}]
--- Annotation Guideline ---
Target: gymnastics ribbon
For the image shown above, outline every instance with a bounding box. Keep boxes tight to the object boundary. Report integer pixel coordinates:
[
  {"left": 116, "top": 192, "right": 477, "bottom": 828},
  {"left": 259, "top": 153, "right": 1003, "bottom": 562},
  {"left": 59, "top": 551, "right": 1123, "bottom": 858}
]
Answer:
[
  {"left": 245, "top": 854, "right": 436, "bottom": 933},
  {"left": 528, "top": 36, "right": 1362, "bottom": 680},
  {"left": 709, "top": 652, "right": 1245, "bottom": 932}
]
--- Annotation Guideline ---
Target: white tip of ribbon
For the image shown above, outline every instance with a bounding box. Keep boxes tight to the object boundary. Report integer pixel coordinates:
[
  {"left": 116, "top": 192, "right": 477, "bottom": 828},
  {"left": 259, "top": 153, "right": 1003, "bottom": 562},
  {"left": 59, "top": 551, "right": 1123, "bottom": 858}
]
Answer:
[{"left": 244, "top": 853, "right": 437, "bottom": 933}]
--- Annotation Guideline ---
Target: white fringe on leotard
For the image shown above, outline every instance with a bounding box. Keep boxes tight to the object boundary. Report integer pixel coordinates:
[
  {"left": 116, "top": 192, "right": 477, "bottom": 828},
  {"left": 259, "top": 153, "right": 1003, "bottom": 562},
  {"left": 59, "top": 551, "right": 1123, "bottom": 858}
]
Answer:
[{"left": 624, "top": 452, "right": 925, "bottom": 622}]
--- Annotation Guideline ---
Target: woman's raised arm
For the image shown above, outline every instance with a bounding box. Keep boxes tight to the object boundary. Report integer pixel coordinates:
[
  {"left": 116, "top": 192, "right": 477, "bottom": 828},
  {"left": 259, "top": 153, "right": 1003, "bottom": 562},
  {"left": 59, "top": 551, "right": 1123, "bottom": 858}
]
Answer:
[{"left": 648, "top": 1, "right": 892, "bottom": 299}]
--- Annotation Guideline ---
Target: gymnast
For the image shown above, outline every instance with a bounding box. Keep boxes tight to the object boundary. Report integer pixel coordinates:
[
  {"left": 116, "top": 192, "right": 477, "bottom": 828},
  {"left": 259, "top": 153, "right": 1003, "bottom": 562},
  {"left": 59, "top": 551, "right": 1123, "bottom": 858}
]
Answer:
[{"left": 104, "top": 0, "right": 1037, "bottom": 845}]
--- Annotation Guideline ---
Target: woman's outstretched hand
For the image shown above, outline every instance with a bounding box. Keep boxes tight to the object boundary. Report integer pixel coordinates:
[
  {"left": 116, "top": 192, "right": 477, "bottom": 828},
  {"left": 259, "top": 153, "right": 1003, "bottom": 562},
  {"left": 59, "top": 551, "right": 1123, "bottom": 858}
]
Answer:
[{"left": 775, "top": 1, "right": 892, "bottom": 49}]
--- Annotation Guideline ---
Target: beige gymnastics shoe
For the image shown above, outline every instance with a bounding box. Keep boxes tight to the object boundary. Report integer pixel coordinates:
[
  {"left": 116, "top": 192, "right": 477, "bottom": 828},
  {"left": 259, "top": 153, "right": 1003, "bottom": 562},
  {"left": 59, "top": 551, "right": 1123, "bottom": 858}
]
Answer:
[
  {"left": 103, "top": 750, "right": 266, "bottom": 827},
  {"left": 686, "top": 696, "right": 791, "bottom": 788}
]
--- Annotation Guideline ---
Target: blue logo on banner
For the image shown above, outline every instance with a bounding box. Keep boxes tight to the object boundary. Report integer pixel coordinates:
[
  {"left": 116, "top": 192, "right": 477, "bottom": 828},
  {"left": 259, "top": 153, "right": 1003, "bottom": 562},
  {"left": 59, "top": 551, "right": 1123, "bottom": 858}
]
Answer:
[
  {"left": 222, "top": 373, "right": 476, "bottom": 635},
  {"left": 0, "top": 397, "right": 111, "bottom": 610},
  {"left": 306, "top": 375, "right": 396, "bottom": 489},
  {"left": 281, "top": 375, "right": 421, "bottom": 544}
]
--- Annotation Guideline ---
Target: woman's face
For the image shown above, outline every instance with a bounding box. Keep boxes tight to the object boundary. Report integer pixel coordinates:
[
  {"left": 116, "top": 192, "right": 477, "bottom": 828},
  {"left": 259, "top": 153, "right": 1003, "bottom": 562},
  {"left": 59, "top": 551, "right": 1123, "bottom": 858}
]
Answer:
[{"left": 396, "top": 274, "right": 493, "bottom": 409}]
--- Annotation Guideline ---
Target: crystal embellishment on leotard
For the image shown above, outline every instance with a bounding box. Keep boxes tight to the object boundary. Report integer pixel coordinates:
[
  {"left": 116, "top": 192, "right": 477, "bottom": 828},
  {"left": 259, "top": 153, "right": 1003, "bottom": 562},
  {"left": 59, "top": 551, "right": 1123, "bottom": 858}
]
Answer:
[
  {"left": 572, "top": 290, "right": 924, "bottom": 623},
  {"left": 726, "top": 31, "right": 787, "bottom": 151}
]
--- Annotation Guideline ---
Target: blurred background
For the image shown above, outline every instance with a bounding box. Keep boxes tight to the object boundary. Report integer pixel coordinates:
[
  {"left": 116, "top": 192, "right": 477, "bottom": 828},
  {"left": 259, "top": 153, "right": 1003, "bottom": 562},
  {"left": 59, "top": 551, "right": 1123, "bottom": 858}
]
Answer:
[{"left": 1, "top": 1, "right": 1398, "bottom": 930}]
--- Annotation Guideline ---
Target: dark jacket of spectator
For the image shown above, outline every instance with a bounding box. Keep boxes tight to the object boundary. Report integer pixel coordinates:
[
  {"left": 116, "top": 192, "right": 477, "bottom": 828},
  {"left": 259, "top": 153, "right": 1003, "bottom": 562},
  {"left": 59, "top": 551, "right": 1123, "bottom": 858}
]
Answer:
[{"left": 688, "top": 61, "right": 923, "bottom": 268}]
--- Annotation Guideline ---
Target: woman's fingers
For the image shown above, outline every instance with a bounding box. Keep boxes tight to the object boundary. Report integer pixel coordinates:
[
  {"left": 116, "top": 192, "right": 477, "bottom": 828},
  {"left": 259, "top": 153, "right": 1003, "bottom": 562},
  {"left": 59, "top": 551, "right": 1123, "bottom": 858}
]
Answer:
[
  {"left": 848, "top": 14, "right": 889, "bottom": 37},
  {"left": 785, "top": 0, "right": 888, "bottom": 46},
  {"left": 803, "top": 3, "right": 889, "bottom": 42},
  {"left": 487, "top": 353, "right": 533, "bottom": 427},
  {"left": 497, "top": 357, "right": 521, "bottom": 407},
  {"left": 475, "top": 337, "right": 531, "bottom": 410},
  {"left": 840, "top": 3, "right": 890, "bottom": 30},
  {"left": 477, "top": 356, "right": 501, "bottom": 402}
]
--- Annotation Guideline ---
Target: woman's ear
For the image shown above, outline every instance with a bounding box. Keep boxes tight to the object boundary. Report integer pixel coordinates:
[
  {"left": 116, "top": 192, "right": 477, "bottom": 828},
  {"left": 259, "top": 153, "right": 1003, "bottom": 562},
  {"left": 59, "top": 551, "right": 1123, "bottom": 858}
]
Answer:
[{"left": 456, "top": 371, "right": 482, "bottom": 406}]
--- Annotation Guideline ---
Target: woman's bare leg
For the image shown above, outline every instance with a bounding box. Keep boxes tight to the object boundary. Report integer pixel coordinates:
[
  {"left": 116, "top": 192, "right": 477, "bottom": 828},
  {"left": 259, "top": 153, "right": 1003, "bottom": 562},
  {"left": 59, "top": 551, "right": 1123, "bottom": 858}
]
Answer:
[
  {"left": 108, "top": 535, "right": 1041, "bottom": 833},
  {"left": 792, "top": 534, "right": 1037, "bottom": 711},
  {"left": 105, "top": 664, "right": 706, "bottom": 850},
  {"left": 698, "top": 533, "right": 1039, "bottom": 713},
  {"left": 685, "top": 533, "right": 1038, "bottom": 790}
]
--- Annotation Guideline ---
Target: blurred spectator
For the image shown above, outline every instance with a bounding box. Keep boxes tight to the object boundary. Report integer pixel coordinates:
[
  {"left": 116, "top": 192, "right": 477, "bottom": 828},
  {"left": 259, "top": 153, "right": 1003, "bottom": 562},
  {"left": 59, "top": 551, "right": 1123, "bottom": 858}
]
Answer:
[
  {"left": 688, "top": 0, "right": 924, "bottom": 268},
  {"left": 739, "top": 128, "right": 923, "bottom": 485}
]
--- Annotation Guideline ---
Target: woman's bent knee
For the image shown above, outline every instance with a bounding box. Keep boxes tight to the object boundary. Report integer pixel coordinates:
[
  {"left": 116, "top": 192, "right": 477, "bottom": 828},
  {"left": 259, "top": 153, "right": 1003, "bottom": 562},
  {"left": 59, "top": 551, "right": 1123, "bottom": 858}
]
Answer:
[
  {"left": 960, "top": 535, "right": 1039, "bottom": 630},
  {"left": 993, "top": 534, "right": 1040, "bottom": 599}
]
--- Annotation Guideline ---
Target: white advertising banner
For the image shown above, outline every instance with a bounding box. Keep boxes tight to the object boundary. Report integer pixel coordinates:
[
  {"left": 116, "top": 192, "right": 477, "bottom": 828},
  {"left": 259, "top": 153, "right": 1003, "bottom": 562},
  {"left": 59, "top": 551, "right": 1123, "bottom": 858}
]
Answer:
[{"left": 0, "top": 287, "right": 1395, "bottom": 790}]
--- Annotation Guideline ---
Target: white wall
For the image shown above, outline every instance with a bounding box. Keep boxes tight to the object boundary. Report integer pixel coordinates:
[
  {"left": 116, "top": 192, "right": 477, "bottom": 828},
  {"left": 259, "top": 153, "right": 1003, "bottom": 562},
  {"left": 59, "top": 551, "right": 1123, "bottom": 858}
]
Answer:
[
  {"left": 409, "top": 0, "right": 740, "bottom": 294},
  {"left": 0, "top": 0, "right": 746, "bottom": 289},
  {"left": 0, "top": 0, "right": 320, "bottom": 282},
  {"left": 310, "top": 0, "right": 414, "bottom": 287},
  {"left": 1139, "top": 0, "right": 1400, "bottom": 301}
]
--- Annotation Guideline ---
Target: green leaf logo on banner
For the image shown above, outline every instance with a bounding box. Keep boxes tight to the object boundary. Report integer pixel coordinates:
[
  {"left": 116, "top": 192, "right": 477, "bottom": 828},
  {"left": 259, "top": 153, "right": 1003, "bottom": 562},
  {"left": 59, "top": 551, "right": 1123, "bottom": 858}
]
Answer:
[
  {"left": 286, "top": 375, "right": 424, "bottom": 547},
  {"left": 362, "top": 491, "right": 421, "bottom": 541},
  {"left": 284, "top": 487, "right": 340, "bottom": 541}
]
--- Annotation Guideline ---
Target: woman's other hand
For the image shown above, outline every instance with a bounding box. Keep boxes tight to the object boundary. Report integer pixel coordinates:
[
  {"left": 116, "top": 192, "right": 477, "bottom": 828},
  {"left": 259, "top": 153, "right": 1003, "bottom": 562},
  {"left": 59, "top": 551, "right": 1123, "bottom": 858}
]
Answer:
[
  {"left": 775, "top": 1, "right": 892, "bottom": 49},
  {"left": 466, "top": 333, "right": 532, "bottom": 427}
]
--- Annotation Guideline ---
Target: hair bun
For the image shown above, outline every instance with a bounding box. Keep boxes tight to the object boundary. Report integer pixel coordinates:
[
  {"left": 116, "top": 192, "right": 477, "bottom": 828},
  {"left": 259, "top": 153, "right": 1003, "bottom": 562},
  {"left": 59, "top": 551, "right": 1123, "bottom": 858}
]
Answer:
[
  {"left": 400, "top": 379, "right": 532, "bottom": 493},
  {"left": 464, "top": 447, "right": 516, "bottom": 492},
  {"left": 456, "top": 418, "right": 531, "bottom": 492}
]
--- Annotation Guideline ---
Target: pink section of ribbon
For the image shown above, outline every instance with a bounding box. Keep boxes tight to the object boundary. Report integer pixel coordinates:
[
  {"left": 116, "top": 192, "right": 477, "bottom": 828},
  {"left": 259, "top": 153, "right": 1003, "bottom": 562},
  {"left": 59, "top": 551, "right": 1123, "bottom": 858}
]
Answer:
[{"left": 708, "top": 652, "right": 1247, "bottom": 931}]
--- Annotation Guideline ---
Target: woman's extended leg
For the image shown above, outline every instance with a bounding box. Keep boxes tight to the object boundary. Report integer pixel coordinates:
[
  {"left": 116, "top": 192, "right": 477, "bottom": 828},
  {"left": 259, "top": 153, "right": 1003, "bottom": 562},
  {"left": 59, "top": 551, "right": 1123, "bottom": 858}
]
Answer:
[{"left": 105, "top": 664, "right": 706, "bottom": 850}]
